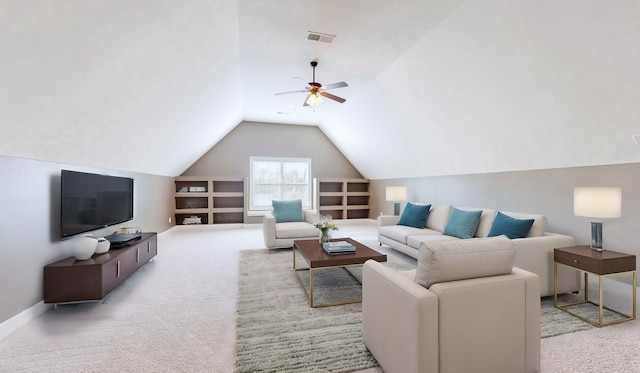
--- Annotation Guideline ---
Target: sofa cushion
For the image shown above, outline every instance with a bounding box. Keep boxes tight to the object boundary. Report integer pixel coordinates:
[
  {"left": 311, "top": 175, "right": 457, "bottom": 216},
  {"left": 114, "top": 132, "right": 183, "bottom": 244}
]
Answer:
[
  {"left": 272, "top": 199, "right": 304, "bottom": 223},
  {"left": 407, "top": 234, "right": 459, "bottom": 249},
  {"left": 397, "top": 202, "right": 431, "bottom": 228},
  {"left": 275, "top": 222, "right": 318, "bottom": 239},
  {"left": 379, "top": 225, "right": 436, "bottom": 244},
  {"left": 415, "top": 235, "right": 516, "bottom": 288},
  {"left": 500, "top": 211, "right": 547, "bottom": 237},
  {"left": 488, "top": 211, "right": 535, "bottom": 239},
  {"left": 442, "top": 208, "right": 482, "bottom": 239},
  {"left": 456, "top": 207, "right": 496, "bottom": 237},
  {"left": 425, "top": 205, "right": 452, "bottom": 232}
]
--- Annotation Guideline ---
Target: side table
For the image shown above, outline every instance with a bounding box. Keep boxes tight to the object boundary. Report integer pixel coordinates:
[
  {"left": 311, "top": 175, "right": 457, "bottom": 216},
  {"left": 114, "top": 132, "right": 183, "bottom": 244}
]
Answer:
[{"left": 554, "top": 245, "right": 636, "bottom": 327}]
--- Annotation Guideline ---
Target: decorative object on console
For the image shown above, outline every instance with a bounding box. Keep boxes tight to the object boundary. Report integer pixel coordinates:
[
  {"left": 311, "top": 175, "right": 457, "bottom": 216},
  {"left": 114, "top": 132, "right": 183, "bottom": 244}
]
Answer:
[
  {"left": 70, "top": 236, "right": 98, "bottom": 260},
  {"left": 314, "top": 220, "right": 338, "bottom": 244},
  {"left": 574, "top": 187, "right": 622, "bottom": 251},
  {"left": 95, "top": 237, "right": 110, "bottom": 254},
  {"left": 385, "top": 186, "right": 407, "bottom": 215},
  {"left": 119, "top": 226, "right": 142, "bottom": 234}
]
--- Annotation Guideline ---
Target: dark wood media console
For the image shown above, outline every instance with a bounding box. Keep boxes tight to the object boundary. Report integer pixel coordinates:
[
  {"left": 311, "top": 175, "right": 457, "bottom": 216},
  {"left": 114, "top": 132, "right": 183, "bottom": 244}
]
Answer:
[{"left": 44, "top": 232, "right": 157, "bottom": 304}]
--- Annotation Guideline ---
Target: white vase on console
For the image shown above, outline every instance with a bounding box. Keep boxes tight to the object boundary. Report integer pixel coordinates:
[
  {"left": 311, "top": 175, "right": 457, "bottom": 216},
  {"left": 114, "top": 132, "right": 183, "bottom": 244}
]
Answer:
[
  {"left": 95, "top": 237, "right": 111, "bottom": 254},
  {"left": 70, "top": 236, "right": 98, "bottom": 260}
]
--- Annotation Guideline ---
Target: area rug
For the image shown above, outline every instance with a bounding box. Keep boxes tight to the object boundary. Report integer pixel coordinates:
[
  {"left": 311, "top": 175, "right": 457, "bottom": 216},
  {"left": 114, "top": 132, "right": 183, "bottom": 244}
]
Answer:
[{"left": 234, "top": 249, "right": 597, "bottom": 372}]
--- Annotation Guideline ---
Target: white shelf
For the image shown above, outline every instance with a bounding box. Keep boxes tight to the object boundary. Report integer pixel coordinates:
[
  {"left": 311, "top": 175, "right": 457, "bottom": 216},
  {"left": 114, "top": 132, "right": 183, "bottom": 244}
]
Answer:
[
  {"left": 175, "top": 177, "right": 245, "bottom": 224},
  {"left": 314, "top": 178, "right": 370, "bottom": 219}
]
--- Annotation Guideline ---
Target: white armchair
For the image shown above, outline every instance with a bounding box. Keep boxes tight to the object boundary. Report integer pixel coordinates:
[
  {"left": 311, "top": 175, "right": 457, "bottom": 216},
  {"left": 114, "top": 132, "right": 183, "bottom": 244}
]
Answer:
[
  {"left": 263, "top": 209, "right": 320, "bottom": 249},
  {"left": 362, "top": 236, "right": 541, "bottom": 373}
]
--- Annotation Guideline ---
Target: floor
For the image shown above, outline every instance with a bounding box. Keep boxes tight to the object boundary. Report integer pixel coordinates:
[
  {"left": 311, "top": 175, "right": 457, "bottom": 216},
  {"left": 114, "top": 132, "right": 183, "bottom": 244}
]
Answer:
[{"left": 1, "top": 220, "right": 639, "bottom": 372}]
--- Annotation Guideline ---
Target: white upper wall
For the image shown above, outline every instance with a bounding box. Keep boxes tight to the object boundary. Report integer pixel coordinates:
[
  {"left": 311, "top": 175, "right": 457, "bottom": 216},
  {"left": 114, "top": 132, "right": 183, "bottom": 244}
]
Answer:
[
  {"left": 327, "top": 0, "right": 640, "bottom": 179},
  {"left": 0, "top": 0, "right": 242, "bottom": 176},
  {"left": 0, "top": 0, "right": 638, "bottom": 178}
]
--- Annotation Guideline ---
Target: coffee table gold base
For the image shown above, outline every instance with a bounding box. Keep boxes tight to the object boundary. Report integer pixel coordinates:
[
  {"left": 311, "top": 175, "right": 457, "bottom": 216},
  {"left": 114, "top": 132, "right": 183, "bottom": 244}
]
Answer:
[
  {"left": 554, "top": 262, "right": 637, "bottom": 327},
  {"left": 293, "top": 247, "right": 363, "bottom": 308}
]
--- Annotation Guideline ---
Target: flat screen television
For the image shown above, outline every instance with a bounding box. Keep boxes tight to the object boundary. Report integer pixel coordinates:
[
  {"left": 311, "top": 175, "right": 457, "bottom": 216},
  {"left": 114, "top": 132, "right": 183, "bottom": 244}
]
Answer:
[{"left": 60, "top": 170, "right": 134, "bottom": 239}]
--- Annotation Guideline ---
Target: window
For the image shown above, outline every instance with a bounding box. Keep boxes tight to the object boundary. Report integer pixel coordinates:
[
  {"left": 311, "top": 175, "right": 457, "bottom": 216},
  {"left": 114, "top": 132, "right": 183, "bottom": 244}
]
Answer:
[{"left": 250, "top": 156, "right": 312, "bottom": 210}]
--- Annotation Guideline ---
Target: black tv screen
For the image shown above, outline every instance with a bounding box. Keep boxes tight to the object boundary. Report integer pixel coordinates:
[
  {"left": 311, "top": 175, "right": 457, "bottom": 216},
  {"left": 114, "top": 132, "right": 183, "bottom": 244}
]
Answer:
[{"left": 60, "top": 170, "right": 134, "bottom": 238}]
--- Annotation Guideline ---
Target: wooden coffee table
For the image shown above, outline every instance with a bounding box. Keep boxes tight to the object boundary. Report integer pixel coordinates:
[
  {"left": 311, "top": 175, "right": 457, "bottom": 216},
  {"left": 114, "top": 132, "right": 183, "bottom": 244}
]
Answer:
[{"left": 293, "top": 238, "right": 387, "bottom": 308}]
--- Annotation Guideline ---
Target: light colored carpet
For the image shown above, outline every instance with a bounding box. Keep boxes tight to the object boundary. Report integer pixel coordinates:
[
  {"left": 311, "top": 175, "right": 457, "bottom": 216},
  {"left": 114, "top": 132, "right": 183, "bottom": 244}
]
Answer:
[
  {"left": 235, "top": 249, "right": 377, "bottom": 373},
  {"left": 233, "top": 248, "right": 621, "bottom": 372},
  {"left": 0, "top": 222, "right": 638, "bottom": 373}
]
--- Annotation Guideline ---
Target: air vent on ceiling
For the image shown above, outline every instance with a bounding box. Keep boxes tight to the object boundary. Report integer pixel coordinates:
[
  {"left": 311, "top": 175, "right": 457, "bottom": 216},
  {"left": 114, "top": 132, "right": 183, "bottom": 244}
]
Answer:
[
  {"left": 306, "top": 31, "right": 335, "bottom": 43},
  {"left": 633, "top": 135, "right": 640, "bottom": 145}
]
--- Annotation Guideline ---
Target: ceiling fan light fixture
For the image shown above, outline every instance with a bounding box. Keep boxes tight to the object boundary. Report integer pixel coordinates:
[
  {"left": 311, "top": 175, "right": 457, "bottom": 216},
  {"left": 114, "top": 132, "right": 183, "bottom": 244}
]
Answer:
[{"left": 305, "top": 93, "right": 323, "bottom": 106}]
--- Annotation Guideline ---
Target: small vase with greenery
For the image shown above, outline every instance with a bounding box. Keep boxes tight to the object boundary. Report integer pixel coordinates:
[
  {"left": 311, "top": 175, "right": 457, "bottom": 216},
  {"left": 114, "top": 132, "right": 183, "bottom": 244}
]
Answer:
[{"left": 314, "top": 220, "right": 338, "bottom": 244}]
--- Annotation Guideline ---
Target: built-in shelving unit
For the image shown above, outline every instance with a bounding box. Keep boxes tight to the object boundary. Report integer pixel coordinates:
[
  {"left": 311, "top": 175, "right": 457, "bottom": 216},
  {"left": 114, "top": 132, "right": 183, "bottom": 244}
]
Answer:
[
  {"left": 313, "top": 178, "right": 370, "bottom": 220},
  {"left": 174, "top": 177, "right": 245, "bottom": 225}
]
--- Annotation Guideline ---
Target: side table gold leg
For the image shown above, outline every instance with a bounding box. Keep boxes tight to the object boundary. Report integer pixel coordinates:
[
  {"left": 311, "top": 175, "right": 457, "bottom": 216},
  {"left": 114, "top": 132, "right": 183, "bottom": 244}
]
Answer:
[
  {"left": 554, "top": 262, "right": 558, "bottom": 307},
  {"left": 584, "top": 272, "right": 589, "bottom": 302},
  {"left": 599, "top": 275, "right": 604, "bottom": 326},
  {"left": 634, "top": 271, "right": 637, "bottom": 319},
  {"left": 309, "top": 268, "right": 314, "bottom": 307}
]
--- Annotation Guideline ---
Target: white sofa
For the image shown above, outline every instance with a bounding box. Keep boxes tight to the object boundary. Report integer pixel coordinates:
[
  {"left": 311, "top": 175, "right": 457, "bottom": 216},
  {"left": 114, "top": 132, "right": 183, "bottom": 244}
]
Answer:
[
  {"left": 263, "top": 209, "right": 320, "bottom": 249},
  {"left": 378, "top": 205, "right": 579, "bottom": 297},
  {"left": 363, "top": 236, "right": 541, "bottom": 373}
]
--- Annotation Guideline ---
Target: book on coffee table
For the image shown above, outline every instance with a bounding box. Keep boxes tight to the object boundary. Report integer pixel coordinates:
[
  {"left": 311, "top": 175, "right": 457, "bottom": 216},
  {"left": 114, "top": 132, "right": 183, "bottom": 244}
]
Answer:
[{"left": 322, "top": 241, "right": 356, "bottom": 255}]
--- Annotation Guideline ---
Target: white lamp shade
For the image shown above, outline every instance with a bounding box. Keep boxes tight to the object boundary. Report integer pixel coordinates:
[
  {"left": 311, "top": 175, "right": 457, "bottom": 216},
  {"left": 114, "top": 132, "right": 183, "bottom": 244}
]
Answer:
[
  {"left": 386, "top": 186, "right": 407, "bottom": 202},
  {"left": 574, "top": 187, "right": 622, "bottom": 218}
]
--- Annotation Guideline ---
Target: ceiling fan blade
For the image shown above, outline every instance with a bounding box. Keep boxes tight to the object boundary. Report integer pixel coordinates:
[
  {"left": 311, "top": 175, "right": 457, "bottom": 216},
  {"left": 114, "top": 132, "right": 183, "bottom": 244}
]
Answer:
[
  {"left": 322, "top": 81, "right": 348, "bottom": 90},
  {"left": 275, "top": 89, "right": 308, "bottom": 96},
  {"left": 293, "top": 77, "right": 311, "bottom": 87},
  {"left": 320, "top": 91, "right": 346, "bottom": 103}
]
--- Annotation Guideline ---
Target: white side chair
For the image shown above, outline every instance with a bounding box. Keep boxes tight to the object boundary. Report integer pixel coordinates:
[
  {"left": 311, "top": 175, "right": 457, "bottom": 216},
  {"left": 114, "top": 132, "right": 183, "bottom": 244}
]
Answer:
[
  {"left": 362, "top": 236, "right": 541, "bottom": 373},
  {"left": 263, "top": 208, "right": 320, "bottom": 249}
]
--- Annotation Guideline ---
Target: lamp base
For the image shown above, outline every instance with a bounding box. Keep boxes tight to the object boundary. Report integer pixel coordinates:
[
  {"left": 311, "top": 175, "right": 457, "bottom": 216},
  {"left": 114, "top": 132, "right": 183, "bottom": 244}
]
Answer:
[
  {"left": 590, "top": 221, "right": 604, "bottom": 251},
  {"left": 393, "top": 202, "right": 400, "bottom": 216}
]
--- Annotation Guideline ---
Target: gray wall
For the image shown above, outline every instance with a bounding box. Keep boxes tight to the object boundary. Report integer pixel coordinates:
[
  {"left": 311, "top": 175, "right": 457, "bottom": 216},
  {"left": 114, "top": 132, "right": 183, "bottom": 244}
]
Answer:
[
  {"left": 0, "top": 156, "right": 174, "bottom": 324},
  {"left": 183, "top": 121, "right": 364, "bottom": 223},
  {"left": 183, "top": 121, "right": 363, "bottom": 178},
  {"left": 371, "top": 162, "right": 640, "bottom": 278}
]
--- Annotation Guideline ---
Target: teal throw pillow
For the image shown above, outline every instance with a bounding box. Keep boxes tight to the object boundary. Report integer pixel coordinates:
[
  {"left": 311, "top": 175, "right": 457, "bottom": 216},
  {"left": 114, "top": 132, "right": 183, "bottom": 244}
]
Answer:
[
  {"left": 443, "top": 208, "right": 483, "bottom": 239},
  {"left": 397, "top": 203, "right": 431, "bottom": 228},
  {"left": 488, "top": 211, "right": 535, "bottom": 239},
  {"left": 272, "top": 199, "right": 304, "bottom": 223}
]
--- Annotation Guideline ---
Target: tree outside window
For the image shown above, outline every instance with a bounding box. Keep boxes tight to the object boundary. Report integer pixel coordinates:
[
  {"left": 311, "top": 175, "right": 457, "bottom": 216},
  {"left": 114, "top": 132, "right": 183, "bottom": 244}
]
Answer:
[{"left": 250, "top": 157, "right": 311, "bottom": 210}]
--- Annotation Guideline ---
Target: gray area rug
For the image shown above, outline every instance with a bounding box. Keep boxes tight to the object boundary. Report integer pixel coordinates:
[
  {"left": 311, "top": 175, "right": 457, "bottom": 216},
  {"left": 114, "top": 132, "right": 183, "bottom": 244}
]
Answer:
[{"left": 235, "top": 249, "right": 597, "bottom": 372}]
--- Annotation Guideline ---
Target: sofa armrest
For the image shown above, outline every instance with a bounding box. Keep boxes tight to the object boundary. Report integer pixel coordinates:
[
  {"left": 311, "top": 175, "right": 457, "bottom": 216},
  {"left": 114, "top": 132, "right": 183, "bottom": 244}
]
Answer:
[
  {"left": 363, "top": 260, "right": 438, "bottom": 373},
  {"left": 512, "top": 267, "right": 541, "bottom": 373},
  {"left": 429, "top": 268, "right": 540, "bottom": 373},
  {"left": 512, "top": 232, "right": 578, "bottom": 296},
  {"left": 263, "top": 212, "right": 276, "bottom": 248},
  {"left": 378, "top": 214, "right": 401, "bottom": 227},
  {"left": 303, "top": 209, "right": 320, "bottom": 224}
]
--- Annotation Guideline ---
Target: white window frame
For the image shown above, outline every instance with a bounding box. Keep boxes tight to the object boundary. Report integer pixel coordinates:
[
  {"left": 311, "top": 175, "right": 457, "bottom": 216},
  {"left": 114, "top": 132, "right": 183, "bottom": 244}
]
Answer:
[{"left": 249, "top": 156, "right": 312, "bottom": 211}]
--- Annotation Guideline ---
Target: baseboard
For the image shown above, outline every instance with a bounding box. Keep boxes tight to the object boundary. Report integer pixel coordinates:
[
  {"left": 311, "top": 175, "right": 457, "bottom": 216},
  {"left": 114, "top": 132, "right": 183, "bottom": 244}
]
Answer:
[{"left": 0, "top": 301, "right": 52, "bottom": 342}]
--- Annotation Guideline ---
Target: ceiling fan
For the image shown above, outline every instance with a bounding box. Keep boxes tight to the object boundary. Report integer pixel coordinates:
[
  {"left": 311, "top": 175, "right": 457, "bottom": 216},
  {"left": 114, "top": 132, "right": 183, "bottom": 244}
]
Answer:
[{"left": 275, "top": 61, "right": 348, "bottom": 107}]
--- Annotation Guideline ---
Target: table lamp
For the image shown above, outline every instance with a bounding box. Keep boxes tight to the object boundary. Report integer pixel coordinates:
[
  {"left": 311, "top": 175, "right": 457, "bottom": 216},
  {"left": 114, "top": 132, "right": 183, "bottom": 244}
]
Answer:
[
  {"left": 385, "top": 186, "right": 407, "bottom": 216},
  {"left": 573, "top": 187, "right": 622, "bottom": 251}
]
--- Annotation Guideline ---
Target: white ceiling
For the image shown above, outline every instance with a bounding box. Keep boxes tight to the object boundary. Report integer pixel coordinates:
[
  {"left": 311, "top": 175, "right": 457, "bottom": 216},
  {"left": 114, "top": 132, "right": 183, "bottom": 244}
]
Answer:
[{"left": 1, "top": 0, "right": 639, "bottom": 178}]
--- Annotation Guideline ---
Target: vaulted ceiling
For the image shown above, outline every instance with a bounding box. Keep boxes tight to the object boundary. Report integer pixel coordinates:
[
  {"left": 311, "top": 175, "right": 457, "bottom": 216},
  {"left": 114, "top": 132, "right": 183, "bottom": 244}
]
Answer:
[{"left": 2, "top": 1, "right": 639, "bottom": 178}]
